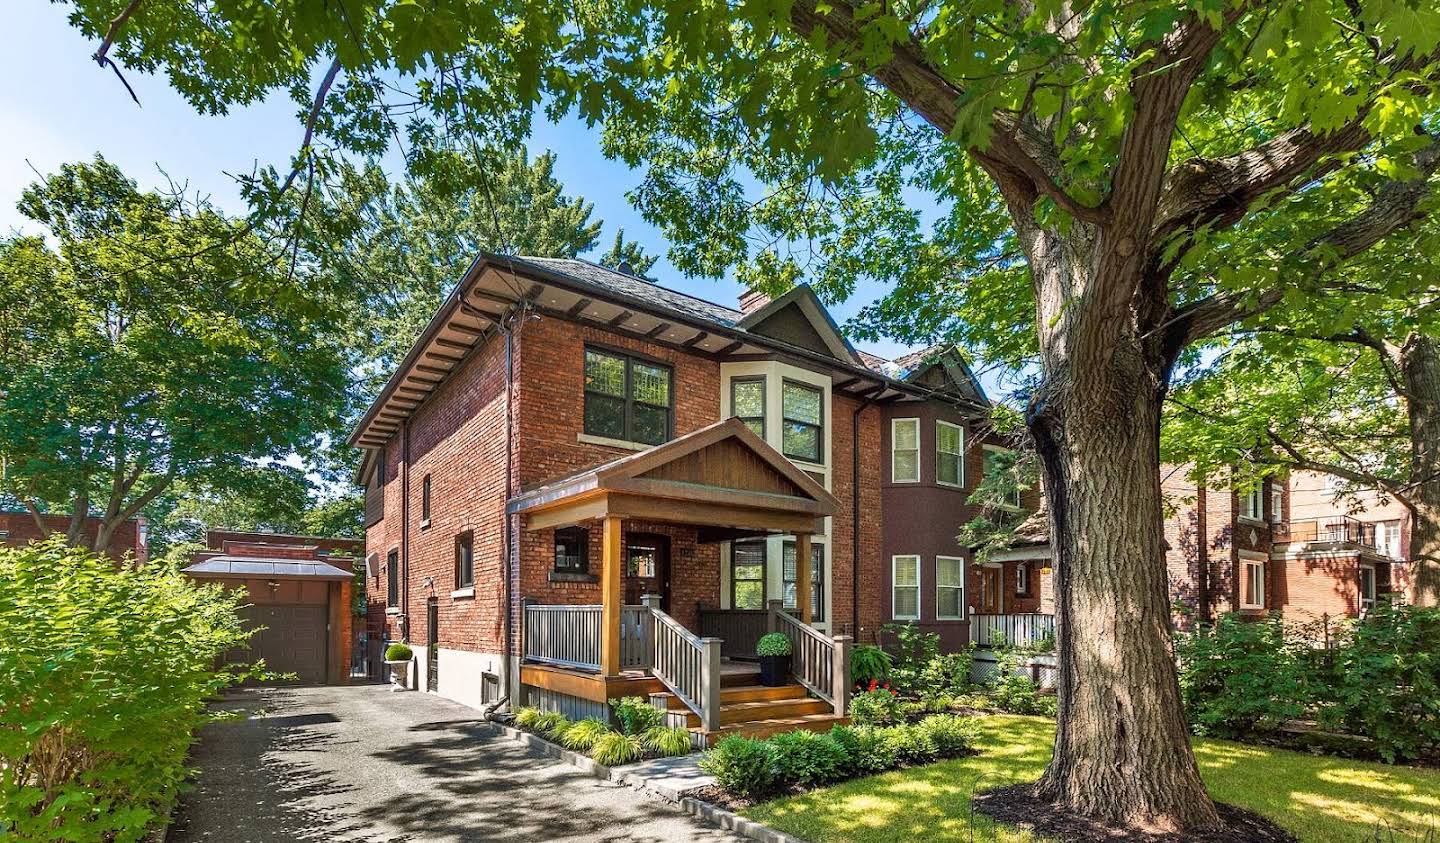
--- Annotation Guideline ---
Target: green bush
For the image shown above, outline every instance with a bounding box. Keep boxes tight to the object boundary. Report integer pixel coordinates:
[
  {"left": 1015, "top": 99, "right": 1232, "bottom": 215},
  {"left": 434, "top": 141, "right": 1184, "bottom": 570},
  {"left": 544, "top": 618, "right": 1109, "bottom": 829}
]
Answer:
[
  {"left": 559, "top": 718, "right": 612, "bottom": 752},
  {"left": 532, "top": 711, "right": 570, "bottom": 739},
  {"left": 591, "top": 731, "right": 644, "bottom": 766},
  {"left": 916, "top": 714, "right": 978, "bottom": 756},
  {"left": 849, "top": 688, "right": 902, "bottom": 725},
  {"left": 825, "top": 725, "right": 864, "bottom": 777},
  {"left": 1174, "top": 614, "right": 1308, "bottom": 737},
  {"left": 385, "top": 642, "right": 413, "bottom": 661},
  {"left": 881, "top": 622, "right": 940, "bottom": 694},
  {"left": 513, "top": 707, "right": 544, "bottom": 730},
  {"left": 0, "top": 539, "right": 256, "bottom": 842},
  {"left": 700, "top": 735, "right": 777, "bottom": 798},
  {"left": 767, "top": 730, "right": 848, "bottom": 786},
  {"left": 640, "top": 726, "right": 694, "bottom": 757},
  {"left": 989, "top": 673, "right": 1056, "bottom": 716},
  {"left": 850, "top": 644, "right": 891, "bottom": 684},
  {"left": 756, "top": 632, "right": 792, "bottom": 657},
  {"left": 609, "top": 696, "right": 664, "bottom": 735},
  {"left": 877, "top": 723, "right": 938, "bottom": 764},
  {"left": 917, "top": 647, "right": 974, "bottom": 696},
  {"left": 1316, "top": 601, "right": 1440, "bottom": 762}
]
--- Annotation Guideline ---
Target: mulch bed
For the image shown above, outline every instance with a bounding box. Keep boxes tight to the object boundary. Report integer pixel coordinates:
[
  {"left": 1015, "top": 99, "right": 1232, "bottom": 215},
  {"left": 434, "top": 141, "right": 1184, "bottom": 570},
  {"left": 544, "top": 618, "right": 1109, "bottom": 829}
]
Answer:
[
  {"left": 972, "top": 784, "right": 1297, "bottom": 843},
  {"left": 685, "top": 784, "right": 754, "bottom": 812}
]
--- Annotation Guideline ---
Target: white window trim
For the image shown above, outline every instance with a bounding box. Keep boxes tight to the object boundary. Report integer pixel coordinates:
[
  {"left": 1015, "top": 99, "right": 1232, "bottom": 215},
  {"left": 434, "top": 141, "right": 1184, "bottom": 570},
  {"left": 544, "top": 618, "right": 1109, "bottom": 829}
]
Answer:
[
  {"left": 1359, "top": 565, "right": 1378, "bottom": 610},
  {"left": 1238, "top": 487, "right": 1264, "bottom": 523},
  {"left": 891, "top": 418, "right": 920, "bottom": 483},
  {"left": 1015, "top": 561, "right": 1029, "bottom": 595},
  {"left": 892, "top": 554, "right": 921, "bottom": 621},
  {"left": 935, "top": 555, "right": 965, "bottom": 620},
  {"left": 1239, "top": 553, "right": 1266, "bottom": 609},
  {"left": 1269, "top": 484, "right": 1284, "bottom": 524},
  {"left": 935, "top": 420, "right": 965, "bottom": 489}
]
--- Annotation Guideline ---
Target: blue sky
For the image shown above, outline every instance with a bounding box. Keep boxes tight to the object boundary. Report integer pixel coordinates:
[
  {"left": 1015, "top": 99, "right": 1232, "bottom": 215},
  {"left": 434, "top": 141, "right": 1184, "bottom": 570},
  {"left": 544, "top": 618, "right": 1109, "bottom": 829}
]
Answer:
[{"left": 1, "top": 2, "right": 942, "bottom": 366}]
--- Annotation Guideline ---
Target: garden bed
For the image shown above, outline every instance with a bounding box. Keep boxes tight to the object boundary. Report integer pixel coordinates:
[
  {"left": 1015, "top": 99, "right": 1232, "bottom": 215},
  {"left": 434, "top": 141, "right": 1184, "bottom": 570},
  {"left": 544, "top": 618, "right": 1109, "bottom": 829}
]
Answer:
[{"left": 508, "top": 696, "right": 696, "bottom": 765}]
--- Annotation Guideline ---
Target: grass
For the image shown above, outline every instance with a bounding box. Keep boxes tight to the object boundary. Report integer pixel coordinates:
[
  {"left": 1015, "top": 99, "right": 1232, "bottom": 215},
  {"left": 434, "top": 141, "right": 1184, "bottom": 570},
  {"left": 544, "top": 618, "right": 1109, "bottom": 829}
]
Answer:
[{"left": 742, "top": 716, "right": 1440, "bottom": 843}]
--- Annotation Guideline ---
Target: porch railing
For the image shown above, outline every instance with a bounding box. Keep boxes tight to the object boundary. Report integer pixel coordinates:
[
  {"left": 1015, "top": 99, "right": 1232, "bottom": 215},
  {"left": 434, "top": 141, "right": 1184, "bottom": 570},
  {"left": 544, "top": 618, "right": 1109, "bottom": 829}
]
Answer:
[
  {"left": 1275, "top": 516, "right": 1378, "bottom": 549},
  {"left": 698, "top": 607, "right": 768, "bottom": 658},
  {"left": 972, "top": 613, "right": 1056, "bottom": 649},
  {"left": 647, "top": 599, "right": 722, "bottom": 731},
  {"left": 620, "top": 604, "right": 651, "bottom": 670},
  {"left": 523, "top": 602, "right": 602, "bottom": 670},
  {"left": 769, "top": 600, "right": 852, "bottom": 716}
]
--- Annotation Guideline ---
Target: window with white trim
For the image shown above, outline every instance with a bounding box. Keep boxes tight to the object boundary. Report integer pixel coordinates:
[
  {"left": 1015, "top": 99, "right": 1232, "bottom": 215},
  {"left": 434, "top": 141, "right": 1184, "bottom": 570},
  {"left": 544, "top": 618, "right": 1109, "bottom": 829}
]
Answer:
[
  {"left": 730, "top": 377, "right": 766, "bottom": 437},
  {"left": 1359, "top": 565, "right": 1378, "bottom": 612},
  {"left": 1240, "top": 487, "right": 1264, "bottom": 521},
  {"left": 1270, "top": 484, "right": 1283, "bottom": 524},
  {"left": 781, "top": 380, "right": 824, "bottom": 463},
  {"left": 1015, "top": 561, "right": 1030, "bottom": 596},
  {"left": 891, "top": 418, "right": 920, "bottom": 483},
  {"left": 936, "top": 556, "right": 965, "bottom": 620},
  {"left": 731, "top": 540, "right": 767, "bottom": 610},
  {"left": 1241, "top": 557, "right": 1266, "bottom": 609},
  {"left": 892, "top": 555, "right": 921, "bottom": 620},
  {"left": 936, "top": 420, "right": 964, "bottom": 488}
]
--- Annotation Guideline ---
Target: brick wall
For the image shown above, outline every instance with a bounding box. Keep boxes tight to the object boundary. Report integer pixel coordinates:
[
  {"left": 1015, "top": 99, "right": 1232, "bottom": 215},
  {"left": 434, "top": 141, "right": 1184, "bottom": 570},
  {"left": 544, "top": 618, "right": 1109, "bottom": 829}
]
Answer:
[{"left": 0, "top": 511, "right": 145, "bottom": 563}]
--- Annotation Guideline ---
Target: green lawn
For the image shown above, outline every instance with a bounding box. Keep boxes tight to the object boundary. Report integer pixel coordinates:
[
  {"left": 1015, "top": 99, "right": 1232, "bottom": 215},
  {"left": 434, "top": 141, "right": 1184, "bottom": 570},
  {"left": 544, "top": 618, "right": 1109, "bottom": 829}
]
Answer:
[{"left": 742, "top": 716, "right": 1440, "bottom": 843}]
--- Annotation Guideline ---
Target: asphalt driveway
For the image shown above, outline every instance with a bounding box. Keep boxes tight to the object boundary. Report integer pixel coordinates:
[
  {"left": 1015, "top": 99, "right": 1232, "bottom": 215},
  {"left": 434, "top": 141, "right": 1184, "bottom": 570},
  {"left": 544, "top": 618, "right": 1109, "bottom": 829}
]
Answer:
[{"left": 170, "top": 684, "right": 744, "bottom": 842}]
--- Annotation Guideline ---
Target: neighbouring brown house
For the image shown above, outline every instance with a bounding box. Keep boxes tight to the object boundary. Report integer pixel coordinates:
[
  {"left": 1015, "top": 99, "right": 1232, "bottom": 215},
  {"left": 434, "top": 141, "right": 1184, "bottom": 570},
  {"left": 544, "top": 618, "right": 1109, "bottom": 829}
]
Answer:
[
  {"left": 0, "top": 510, "right": 148, "bottom": 563},
  {"left": 184, "top": 530, "right": 360, "bottom": 685},
  {"left": 350, "top": 255, "right": 1034, "bottom": 742},
  {"left": 1002, "top": 465, "right": 1409, "bottom": 638}
]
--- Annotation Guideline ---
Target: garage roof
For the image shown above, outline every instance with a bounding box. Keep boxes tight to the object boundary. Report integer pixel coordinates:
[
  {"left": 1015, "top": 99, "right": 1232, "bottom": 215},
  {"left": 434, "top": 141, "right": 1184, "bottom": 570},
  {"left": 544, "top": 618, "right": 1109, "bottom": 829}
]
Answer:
[{"left": 183, "top": 556, "right": 356, "bottom": 581}]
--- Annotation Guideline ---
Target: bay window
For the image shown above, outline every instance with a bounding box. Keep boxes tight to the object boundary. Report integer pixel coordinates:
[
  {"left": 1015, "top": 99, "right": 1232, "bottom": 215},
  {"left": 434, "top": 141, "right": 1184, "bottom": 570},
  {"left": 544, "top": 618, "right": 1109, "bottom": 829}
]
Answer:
[
  {"left": 892, "top": 555, "right": 921, "bottom": 621},
  {"left": 936, "top": 556, "right": 965, "bottom": 620},
  {"left": 891, "top": 418, "right": 919, "bottom": 483},
  {"left": 781, "top": 380, "right": 823, "bottom": 463},
  {"left": 783, "top": 540, "right": 825, "bottom": 622},
  {"left": 730, "top": 377, "right": 766, "bottom": 437},
  {"left": 936, "top": 420, "right": 964, "bottom": 487}
]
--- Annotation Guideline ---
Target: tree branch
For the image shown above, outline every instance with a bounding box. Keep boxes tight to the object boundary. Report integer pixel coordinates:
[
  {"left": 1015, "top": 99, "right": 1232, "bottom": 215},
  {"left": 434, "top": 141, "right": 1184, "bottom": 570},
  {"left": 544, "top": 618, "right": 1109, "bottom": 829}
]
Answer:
[
  {"left": 90, "top": 0, "right": 145, "bottom": 106},
  {"left": 1264, "top": 428, "right": 1416, "bottom": 511},
  {"left": 22, "top": 500, "right": 50, "bottom": 538}
]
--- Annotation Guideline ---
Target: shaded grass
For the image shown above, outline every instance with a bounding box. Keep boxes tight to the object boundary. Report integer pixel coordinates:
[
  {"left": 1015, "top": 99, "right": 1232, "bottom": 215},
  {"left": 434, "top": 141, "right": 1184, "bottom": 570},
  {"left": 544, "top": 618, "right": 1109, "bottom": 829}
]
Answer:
[{"left": 742, "top": 716, "right": 1440, "bottom": 843}]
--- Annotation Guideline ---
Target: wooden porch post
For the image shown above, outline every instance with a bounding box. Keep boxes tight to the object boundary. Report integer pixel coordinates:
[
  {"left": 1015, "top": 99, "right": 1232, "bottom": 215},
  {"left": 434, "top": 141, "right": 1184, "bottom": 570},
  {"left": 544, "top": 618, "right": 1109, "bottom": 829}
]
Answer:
[
  {"left": 795, "top": 532, "right": 813, "bottom": 624},
  {"left": 602, "top": 516, "right": 623, "bottom": 675}
]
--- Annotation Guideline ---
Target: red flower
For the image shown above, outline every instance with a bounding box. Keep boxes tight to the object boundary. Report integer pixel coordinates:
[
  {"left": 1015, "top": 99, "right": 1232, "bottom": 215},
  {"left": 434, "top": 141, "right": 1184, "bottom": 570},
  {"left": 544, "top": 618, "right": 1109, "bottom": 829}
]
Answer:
[{"left": 868, "top": 679, "right": 880, "bottom": 691}]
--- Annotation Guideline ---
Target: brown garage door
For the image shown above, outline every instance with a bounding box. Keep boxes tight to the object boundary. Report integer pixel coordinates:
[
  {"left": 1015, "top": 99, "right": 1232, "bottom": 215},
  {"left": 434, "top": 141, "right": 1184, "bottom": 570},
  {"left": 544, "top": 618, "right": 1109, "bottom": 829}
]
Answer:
[{"left": 238, "top": 604, "right": 328, "bottom": 684}]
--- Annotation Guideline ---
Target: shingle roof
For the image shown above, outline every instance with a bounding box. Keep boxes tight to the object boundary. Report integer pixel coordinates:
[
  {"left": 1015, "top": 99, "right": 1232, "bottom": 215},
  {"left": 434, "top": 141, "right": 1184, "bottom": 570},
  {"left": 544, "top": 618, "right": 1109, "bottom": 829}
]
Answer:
[{"left": 514, "top": 257, "right": 744, "bottom": 328}]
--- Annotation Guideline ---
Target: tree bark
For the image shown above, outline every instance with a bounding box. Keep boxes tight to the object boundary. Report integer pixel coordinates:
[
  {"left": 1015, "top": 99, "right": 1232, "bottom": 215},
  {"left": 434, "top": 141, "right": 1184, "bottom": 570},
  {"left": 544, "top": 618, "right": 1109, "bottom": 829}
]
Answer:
[
  {"left": 1402, "top": 333, "right": 1440, "bottom": 606},
  {"left": 1024, "top": 226, "right": 1219, "bottom": 832}
]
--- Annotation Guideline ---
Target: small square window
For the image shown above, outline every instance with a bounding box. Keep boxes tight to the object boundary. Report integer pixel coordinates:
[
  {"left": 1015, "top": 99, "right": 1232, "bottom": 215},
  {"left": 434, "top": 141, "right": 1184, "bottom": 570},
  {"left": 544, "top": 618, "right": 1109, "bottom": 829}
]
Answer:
[{"left": 554, "top": 527, "right": 588, "bottom": 573}]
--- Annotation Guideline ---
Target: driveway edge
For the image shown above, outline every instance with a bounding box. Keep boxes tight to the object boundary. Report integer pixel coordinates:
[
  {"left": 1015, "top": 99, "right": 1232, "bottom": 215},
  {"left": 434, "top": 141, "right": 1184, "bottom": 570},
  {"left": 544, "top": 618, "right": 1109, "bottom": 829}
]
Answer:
[{"left": 483, "top": 721, "right": 806, "bottom": 843}]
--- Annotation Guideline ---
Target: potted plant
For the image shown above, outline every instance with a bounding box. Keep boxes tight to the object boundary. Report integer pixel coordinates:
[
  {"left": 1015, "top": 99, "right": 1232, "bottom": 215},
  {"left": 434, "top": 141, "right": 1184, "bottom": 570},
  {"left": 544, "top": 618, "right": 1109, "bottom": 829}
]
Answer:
[
  {"left": 384, "top": 642, "right": 413, "bottom": 691},
  {"left": 756, "top": 632, "right": 792, "bottom": 687}
]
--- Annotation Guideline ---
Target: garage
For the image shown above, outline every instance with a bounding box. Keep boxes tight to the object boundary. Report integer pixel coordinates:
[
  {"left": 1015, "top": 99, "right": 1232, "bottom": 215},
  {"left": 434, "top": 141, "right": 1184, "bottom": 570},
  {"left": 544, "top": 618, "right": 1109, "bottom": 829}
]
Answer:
[{"left": 183, "top": 540, "right": 355, "bottom": 685}]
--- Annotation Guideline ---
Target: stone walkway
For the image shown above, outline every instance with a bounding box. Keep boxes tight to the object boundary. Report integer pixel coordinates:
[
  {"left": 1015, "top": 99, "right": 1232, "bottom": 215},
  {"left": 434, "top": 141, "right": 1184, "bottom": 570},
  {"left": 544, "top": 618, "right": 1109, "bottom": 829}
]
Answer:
[{"left": 170, "top": 684, "right": 745, "bottom": 842}]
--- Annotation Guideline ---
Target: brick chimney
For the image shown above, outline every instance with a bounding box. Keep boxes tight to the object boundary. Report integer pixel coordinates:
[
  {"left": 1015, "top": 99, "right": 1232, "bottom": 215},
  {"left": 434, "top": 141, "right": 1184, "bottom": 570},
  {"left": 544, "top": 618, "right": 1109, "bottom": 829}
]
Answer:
[{"left": 738, "top": 288, "right": 772, "bottom": 315}]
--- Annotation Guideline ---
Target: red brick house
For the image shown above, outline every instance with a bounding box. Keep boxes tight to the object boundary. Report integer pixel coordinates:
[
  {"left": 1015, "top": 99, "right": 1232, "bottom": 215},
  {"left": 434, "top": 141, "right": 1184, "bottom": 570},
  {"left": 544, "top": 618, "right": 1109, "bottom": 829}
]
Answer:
[
  {"left": 350, "top": 255, "right": 1027, "bottom": 739},
  {"left": 184, "top": 530, "right": 359, "bottom": 685},
  {"left": 0, "top": 510, "right": 148, "bottom": 563}
]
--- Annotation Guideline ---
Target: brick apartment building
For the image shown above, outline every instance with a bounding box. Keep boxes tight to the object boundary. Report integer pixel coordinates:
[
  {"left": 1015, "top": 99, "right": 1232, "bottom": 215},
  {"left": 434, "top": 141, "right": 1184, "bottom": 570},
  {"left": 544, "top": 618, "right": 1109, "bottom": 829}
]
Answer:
[
  {"left": 0, "top": 510, "right": 148, "bottom": 563},
  {"left": 350, "top": 255, "right": 1034, "bottom": 735}
]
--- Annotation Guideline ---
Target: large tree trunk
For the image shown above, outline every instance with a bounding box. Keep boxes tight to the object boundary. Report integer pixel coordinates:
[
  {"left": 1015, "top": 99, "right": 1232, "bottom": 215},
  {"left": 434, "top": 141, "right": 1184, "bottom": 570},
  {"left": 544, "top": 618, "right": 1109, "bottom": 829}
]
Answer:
[
  {"left": 1402, "top": 333, "right": 1440, "bottom": 606},
  {"left": 1024, "top": 227, "right": 1219, "bottom": 832}
]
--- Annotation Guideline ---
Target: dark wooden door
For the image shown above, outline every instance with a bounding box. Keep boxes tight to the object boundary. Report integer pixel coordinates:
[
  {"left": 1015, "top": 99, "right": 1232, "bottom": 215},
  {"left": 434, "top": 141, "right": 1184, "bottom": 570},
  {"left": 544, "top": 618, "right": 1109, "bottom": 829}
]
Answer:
[
  {"left": 977, "top": 567, "right": 1003, "bottom": 614},
  {"left": 623, "top": 534, "right": 671, "bottom": 611},
  {"left": 237, "top": 604, "right": 327, "bottom": 684},
  {"left": 426, "top": 599, "right": 439, "bottom": 692}
]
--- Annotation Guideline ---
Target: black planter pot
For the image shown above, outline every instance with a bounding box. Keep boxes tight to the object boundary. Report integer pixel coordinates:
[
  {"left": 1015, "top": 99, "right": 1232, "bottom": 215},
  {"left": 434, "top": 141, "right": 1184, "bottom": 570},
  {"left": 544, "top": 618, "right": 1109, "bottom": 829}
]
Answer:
[{"left": 758, "top": 654, "right": 791, "bottom": 687}]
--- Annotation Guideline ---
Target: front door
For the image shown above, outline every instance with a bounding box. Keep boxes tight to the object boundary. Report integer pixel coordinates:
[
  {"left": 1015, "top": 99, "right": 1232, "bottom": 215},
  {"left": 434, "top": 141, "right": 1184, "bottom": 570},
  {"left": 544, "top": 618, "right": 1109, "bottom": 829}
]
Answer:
[
  {"left": 426, "top": 598, "right": 439, "bottom": 692},
  {"left": 624, "top": 533, "right": 671, "bottom": 611},
  {"left": 977, "top": 566, "right": 1003, "bottom": 614}
]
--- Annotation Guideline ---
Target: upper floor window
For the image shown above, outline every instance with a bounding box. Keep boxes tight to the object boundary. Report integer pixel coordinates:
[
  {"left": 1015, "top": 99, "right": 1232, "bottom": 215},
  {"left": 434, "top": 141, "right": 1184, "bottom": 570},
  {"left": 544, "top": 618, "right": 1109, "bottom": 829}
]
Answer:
[
  {"left": 892, "top": 555, "right": 921, "bottom": 621},
  {"left": 782, "top": 540, "right": 825, "bottom": 621},
  {"left": 891, "top": 418, "right": 920, "bottom": 483},
  {"left": 1269, "top": 484, "right": 1283, "bottom": 524},
  {"left": 455, "top": 531, "right": 474, "bottom": 589},
  {"left": 554, "top": 526, "right": 589, "bottom": 573},
  {"left": 386, "top": 550, "right": 399, "bottom": 607},
  {"left": 421, "top": 474, "right": 432, "bottom": 525},
  {"left": 730, "top": 377, "right": 767, "bottom": 437},
  {"left": 584, "top": 347, "right": 672, "bottom": 445},
  {"left": 732, "top": 540, "right": 766, "bottom": 609},
  {"left": 376, "top": 448, "right": 386, "bottom": 485},
  {"left": 936, "top": 420, "right": 964, "bottom": 488},
  {"left": 1240, "top": 487, "right": 1263, "bottom": 521},
  {"left": 983, "top": 445, "right": 1022, "bottom": 507},
  {"left": 781, "top": 380, "right": 823, "bottom": 463}
]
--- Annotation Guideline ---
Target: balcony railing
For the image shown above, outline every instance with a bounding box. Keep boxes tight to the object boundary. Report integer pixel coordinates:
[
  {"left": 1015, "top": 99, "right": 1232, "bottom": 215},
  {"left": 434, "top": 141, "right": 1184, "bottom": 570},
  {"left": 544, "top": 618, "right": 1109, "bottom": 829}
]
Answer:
[
  {"left": 1275, "top": 516, "right": 1377, "bottom": 549},
  {"left": 972, "top": 613, "right": 1056, "bottom": 649}
]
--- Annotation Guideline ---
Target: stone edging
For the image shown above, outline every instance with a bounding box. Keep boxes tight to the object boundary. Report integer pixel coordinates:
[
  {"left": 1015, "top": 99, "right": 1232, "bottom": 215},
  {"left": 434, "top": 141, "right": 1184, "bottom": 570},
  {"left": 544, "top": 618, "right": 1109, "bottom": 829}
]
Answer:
[{"left": 482, "top": 721, "right": 806, "bottom": 843}]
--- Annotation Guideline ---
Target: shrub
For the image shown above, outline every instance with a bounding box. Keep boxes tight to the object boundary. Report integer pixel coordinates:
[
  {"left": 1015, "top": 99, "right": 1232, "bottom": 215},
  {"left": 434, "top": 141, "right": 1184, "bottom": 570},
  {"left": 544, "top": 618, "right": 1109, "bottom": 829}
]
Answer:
[
  {"left": 559, "top": 718, "right": 612, "bottom": 752},
  {"left": 591, "top": 731, "right": 644, "bottom": 766},
  {"left": 1316, "top": 601, "right": 1440, "bottom": 762},
  {"left": 513, "top": 707, "right": 544, "bottom": 730},
  {"left": 850, "top": 644, "right": 892, "bottom": 684},
  {"left": 385, "top": 642, "right": 413, "bottom": 661},
  {"left": 917, "top": 647, "right": 975, "bottom": 696},
  {"left": 609, "top": 696, "right": 664, "bottom": 736},
  {"left": 532, "top": 711, "right": 570, "bottom": 739},
  {"left": 640, "top": 726, "right": 694, "bottom": 757},
  {"left": 877, "top": 723, "right": 938, "bottom": 764},
  {"left": 0, "top": 539, "right": 255, "bottom": 842},
  {"left": 1174, "top": 614, "right": 1309, "bottom": 737},
  {"left": 700, "top": 735, "right": 777, "bottom": 798},
  {"left": 881, "top": 622, "right": 941, "bottom": 694},
  {"left": 849, "top": 688, "right": 902, "bottom": 725},
  {"left": 768, "top": 730, "right": 849, "bottom": 786},
  {"left": 825, "top": 725, "right": 864, "bottom": 776},
  {"left": 847, "top": 724, "right": 898, "bottom": 773},
  {"left": 756, "top": 632, "right": 792, "bottom": 657},
  {"left": 917, "top": 714, "right": 977, "bottom": 756},
  {"left": 990, "top": 673, "right": 1056, "bottom": 716}
]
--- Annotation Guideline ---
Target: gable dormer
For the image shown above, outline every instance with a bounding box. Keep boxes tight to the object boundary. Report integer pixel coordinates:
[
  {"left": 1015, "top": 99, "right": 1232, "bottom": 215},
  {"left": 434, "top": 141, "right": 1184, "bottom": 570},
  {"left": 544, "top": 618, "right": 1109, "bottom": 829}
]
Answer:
[
  {"left": 737, "top": 285, "right": 860, "bottom": 365},
  {"left": 895, "top": 345, "right": 989, "bottom": 407}
]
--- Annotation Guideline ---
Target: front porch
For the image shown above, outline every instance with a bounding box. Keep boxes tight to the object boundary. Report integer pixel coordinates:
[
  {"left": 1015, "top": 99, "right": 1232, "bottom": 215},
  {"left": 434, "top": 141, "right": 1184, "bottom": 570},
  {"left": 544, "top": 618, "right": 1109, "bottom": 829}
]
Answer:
[{"left": 506, "top": 418, "right": 853, "bottom": 742}]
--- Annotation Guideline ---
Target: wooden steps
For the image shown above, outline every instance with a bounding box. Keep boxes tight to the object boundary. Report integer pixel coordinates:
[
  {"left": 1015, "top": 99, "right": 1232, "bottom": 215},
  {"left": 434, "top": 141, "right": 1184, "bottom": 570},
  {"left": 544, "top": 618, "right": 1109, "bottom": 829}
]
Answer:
[
  {"left": 652, "top": 674, "right": 847, "bottom": 743},
  {"left": 707, "top": 712, "right": 850, "bottom": 741}
]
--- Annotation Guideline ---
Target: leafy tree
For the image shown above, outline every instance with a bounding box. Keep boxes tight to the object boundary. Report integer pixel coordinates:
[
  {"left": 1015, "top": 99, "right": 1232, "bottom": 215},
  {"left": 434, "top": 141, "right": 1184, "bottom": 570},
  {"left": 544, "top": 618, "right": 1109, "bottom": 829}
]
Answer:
[
  {"left": 0, "top": 156, "right": 350, "bottom": 555},
  {"left": 1167, "top": 219, "right": 1440, "bottom": 605},
  {"left": 598, "top": 229, "right": 658, "bottom": 276},
  {"left": 65, "top": 0, "right": 1440, "bottom": 830}
]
